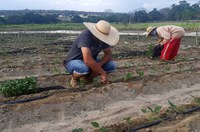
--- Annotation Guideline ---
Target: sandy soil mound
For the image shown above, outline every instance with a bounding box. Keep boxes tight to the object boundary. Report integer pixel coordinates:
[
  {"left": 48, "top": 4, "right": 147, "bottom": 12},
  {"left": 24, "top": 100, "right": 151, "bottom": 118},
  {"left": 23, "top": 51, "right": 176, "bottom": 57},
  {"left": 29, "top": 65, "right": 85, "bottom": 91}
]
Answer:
[{"left": 0, "top": 69, "right": 200, "bottom": 132}]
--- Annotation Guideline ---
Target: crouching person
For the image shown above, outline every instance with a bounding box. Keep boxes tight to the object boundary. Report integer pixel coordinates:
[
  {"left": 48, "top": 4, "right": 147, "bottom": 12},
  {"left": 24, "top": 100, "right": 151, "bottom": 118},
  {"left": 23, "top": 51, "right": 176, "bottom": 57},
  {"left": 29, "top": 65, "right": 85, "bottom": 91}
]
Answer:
[
  {"left": 146, "top": 25, "right": 185, "bottom": 61},
  {"left": 63, "top": 20, "right": 119, "bottom": 87}
]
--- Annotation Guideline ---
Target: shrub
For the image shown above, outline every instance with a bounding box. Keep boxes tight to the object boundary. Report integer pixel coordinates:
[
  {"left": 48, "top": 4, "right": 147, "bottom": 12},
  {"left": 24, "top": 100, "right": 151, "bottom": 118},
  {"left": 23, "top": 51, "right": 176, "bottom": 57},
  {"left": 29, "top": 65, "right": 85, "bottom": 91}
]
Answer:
[{"left": 0, "top": 77, "right": 38, "bottom": 97}]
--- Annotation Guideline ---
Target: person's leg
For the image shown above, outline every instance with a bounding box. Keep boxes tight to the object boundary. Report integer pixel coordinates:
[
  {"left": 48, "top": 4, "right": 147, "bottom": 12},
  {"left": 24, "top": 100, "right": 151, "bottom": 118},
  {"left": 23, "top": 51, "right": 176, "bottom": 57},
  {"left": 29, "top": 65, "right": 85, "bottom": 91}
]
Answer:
[
  {"left": 64, "top": 60, "right": 90, "bottom": 86},
  {"left": 102, "top": 60, "right": 117, "bottom": 73},
  {"left": 88, "top": 59, "right": 117, "bottom": 80},
  {"left": 169, "top": 39, "right": 181, "bottom": 60},
  {"left": 160, "top": 39, "right": 179, "bottom": 60}
]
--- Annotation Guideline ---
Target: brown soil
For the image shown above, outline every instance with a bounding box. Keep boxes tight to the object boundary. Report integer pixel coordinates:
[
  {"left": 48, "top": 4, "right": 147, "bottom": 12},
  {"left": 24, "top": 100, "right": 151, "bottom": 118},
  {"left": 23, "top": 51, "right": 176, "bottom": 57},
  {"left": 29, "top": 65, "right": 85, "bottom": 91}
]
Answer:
[{"left": 0, "top": 34, "right": 200, "bottom": 132}]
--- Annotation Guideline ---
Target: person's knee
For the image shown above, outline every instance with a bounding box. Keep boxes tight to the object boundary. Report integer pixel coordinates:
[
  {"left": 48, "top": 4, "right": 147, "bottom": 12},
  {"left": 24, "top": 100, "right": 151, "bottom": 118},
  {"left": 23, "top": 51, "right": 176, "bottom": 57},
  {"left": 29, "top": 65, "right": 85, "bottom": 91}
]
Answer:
[
  {"left": 65, "top": 60, "right": 90, "bottom": 74},
  {"left": 103, "top": 61, "right": 116, "bottom": 73}
]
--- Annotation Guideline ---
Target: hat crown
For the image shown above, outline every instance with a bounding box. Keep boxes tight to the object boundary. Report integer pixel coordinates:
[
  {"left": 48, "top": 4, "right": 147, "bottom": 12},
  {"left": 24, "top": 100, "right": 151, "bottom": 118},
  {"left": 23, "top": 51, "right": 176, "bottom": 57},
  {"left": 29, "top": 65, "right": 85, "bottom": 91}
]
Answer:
[
  {"left": 146, "top": 27, "right": 153, "bottom": 32},
  {"left": 96, "top": 20, "right": 111, "bottom": 35}
]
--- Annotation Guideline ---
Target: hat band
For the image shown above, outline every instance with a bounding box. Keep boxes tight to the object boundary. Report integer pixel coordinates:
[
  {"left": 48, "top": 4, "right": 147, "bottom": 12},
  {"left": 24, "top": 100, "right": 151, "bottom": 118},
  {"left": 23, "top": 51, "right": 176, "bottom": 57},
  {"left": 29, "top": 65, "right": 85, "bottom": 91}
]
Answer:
[{"left": 95, "top": 25, "right": 109, "bottom": 35}]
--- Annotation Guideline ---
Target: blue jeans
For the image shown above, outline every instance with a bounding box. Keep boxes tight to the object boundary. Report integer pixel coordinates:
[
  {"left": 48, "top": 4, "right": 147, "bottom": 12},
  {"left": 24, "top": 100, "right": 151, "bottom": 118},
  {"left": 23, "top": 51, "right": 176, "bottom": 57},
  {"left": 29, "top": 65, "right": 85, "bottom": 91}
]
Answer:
[{"left": 64, "top": 59, "right": 116, "bottom": 75}]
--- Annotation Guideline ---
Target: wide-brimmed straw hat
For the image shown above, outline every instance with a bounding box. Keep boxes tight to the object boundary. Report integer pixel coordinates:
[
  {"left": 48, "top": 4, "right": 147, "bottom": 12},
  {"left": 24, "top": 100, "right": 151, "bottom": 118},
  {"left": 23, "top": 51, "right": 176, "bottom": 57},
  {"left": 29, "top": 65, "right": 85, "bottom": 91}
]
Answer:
[
  {"left": 145, "top": 26, "right": 157, "bottom": 37},
  {"left": 83, "top": 20, "right": 119, "bottom": 46}
]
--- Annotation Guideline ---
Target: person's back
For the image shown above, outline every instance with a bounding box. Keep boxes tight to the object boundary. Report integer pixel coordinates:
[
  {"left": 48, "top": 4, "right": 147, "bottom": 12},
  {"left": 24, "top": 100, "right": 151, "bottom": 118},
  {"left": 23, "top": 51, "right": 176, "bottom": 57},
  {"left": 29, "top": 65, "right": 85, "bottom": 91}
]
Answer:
[{"left": 156, "top": 25, "right": 185, "bottom": 40}]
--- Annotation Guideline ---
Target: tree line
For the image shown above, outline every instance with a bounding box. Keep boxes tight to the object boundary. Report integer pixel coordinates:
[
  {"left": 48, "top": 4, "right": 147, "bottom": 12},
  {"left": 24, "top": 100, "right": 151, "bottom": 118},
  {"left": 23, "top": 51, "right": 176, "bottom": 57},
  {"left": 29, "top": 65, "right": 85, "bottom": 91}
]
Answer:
[{"left": 0, "top": 0, "right": 199, "bottom": 24}]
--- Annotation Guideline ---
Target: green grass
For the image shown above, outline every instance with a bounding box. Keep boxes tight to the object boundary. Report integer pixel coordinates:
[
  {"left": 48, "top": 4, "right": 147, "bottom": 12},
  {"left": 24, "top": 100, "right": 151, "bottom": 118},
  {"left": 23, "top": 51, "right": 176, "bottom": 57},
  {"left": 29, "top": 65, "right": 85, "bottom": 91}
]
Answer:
[{"left": 0, "top": 21, "right": 200, "bottom": 31}]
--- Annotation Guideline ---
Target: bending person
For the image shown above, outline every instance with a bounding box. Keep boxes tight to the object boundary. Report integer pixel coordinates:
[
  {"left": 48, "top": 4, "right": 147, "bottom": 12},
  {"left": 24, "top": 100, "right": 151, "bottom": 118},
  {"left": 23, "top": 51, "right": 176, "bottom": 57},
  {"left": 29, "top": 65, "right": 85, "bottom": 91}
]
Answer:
[
  {"left": 64, "top": 20, "right": 119, "bottom": 87},
  {"left": 146, "top": 25, "right": 185, "bottom": 61}
]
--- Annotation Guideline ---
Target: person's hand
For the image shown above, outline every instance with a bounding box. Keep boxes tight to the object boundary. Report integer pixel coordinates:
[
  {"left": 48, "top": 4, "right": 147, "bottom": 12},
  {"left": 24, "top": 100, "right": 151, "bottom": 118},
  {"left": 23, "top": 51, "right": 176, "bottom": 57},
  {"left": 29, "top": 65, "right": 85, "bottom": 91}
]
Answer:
[
  {"left": 157, "top": 38, "right": 163, "bottom": 45},
  {"left": 100, "top": 74, "right": 109, "bottom": 84}
]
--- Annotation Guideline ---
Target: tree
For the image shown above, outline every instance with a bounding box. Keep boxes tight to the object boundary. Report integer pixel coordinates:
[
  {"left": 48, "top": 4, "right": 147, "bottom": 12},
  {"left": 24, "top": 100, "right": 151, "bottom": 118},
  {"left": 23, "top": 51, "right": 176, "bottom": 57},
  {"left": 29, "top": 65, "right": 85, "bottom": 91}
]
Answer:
[
  {"left": 71, "top": 15, "right": 84, "bottom": 23},
  {"left": 148, "top": 8, "right": 163, "bottom": 21},
  {"left": 134, "top": 10, "right": 148, "bottom": 22},
  {"left": 159, "top": 8, "right": 171, "bottom": 21}
]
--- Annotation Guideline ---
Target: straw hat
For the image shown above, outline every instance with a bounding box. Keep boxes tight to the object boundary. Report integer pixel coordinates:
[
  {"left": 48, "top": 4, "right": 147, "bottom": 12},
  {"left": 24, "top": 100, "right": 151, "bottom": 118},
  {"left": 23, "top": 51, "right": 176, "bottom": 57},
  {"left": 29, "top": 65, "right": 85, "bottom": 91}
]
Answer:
[
  {"left": 83, "top": 20, "right": 119, "bottom": 46},
  {"left": 145, "top": 26, "right": 157, "bottom": 37}
]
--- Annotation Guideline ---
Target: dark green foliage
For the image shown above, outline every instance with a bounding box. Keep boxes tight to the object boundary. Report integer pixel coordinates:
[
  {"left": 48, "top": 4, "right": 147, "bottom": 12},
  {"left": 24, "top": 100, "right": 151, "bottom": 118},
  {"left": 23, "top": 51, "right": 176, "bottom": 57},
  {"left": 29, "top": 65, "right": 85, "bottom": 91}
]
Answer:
[
  {"left": 91, "top": 121, "right": 109, "bottom": 132},
  {"left": 91, "top": 122, "right": 100, "bottom": 128},
  {"left": 0, "top": 77, "right": 38, "bottom": 97},
  {"left": 72, "top": 128, "right": 83, "bottom": 132},
  {"left": 146, "top": 44, "right": 155, "bottom": 57}
]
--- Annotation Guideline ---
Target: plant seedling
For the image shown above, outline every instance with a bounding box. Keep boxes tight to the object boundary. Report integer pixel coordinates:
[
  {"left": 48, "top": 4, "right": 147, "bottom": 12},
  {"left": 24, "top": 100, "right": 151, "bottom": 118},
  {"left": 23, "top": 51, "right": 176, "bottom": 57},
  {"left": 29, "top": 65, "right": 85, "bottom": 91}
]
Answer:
[
  {"left": 123, "top": 73, "right": 133, "bottom": 81},
  {"left": 72, "top": 128, "right": 83, "bottom": 132},
  {"left": 168, "top": 100, "right": 183, "bottom": 113},
  {"left": 91, "top": 122, "right": 109, "bottom": 132},
  {"left": 123, "top": 117, "right": 132, "bottom": 125},
  {"left": 141, "top": 105, "right": 162, "bottom": 122},
  {"left": 141, "top": 105, "right": 162, "bottom": 114},
  {"left": 190, "top": 95, "right": 200, "bottom": 106},
  {"left": 136, "top": 70, "right": 144, "bottom": 78},
  {"left": 0, "top": 77, "right": 38, "bottom": 97},
  {"left": 146, "top": 44, "right": 154, "bottom": 58}
]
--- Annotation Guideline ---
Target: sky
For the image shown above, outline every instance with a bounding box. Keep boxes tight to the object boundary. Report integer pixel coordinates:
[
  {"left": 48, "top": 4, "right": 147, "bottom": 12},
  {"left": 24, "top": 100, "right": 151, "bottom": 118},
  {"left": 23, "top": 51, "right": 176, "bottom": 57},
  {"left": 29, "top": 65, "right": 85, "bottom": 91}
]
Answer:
[{"left": 0, "top": 0, "right": 199, "bottom": 13}]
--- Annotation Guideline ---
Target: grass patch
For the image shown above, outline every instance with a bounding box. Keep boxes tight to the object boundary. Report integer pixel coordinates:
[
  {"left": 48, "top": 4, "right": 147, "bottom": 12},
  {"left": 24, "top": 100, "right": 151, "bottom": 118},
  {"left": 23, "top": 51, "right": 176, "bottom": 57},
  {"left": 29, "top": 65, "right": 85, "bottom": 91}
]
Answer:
[{"left": 0, "top": 21, "right": 200, "bottom": 31}]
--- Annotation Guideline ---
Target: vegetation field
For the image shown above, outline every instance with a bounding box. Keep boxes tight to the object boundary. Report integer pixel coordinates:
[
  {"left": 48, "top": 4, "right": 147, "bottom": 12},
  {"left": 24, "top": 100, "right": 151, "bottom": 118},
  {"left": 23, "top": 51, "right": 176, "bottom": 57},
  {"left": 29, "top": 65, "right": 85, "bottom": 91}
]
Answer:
[
  {"left": 0, "top": 21, "right": 200, "bottom": 31},
  {"left": 0, "top": 31, "right": 200, "bottom": 132}
]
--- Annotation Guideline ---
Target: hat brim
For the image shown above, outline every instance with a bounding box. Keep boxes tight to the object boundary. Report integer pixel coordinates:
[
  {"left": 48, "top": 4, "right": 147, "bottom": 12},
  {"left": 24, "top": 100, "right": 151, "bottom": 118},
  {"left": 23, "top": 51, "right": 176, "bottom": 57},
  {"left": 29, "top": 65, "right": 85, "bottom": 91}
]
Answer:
[
  {"left": 83, "top": 22, "right": 119, "bottom": 46},
  {"left": 146, "top": 27, "right": 157, "bottom": 37}
]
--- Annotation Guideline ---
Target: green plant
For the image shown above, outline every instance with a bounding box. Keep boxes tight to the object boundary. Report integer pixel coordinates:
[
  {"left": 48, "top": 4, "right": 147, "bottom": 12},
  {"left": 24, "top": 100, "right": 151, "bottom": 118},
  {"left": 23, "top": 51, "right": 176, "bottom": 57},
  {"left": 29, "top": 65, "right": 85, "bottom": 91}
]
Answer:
[
  {"left": 0, "top": 77, "right": 38, "bottom": 97},
  {"left": 141, "top": 105, "right": 162, "bottom": 123},
  {"left": 123, "top": 117, "right": 132, "bottom": 130},
  {"left": 141, "top": 105, "right": 162, "bottom": 114},
  {"left": 123, "top": 73, "right": 133, "bottom": 81},
  {"left": 190, "top": 95, "right": 200, "bottom": 106},
  {"left": 123, "top": 117, "right": 132, "bottom": 125},
  {"left": 136, "top": 70, "right": 144, "bottom": 78},
  {"left": 72, "top": 128, "right": 83, "bottom": 132},
  {"left": 53, "top": 67, "right": 61, "bottom": 74},
  {"left": 79, "top": 78, "right": 86, "bottom": 88},
  {"left": 168, "top": 100, "right": 183, "bottom": 113},
  {"left": 92, "top": 77, "right": 101, "bottom": 87},
  {"left": 146, "top": 44, "right": 154, "bottom": 57},
  {"left": 91, "top": 122, "right": 109, "bottom": 132}
]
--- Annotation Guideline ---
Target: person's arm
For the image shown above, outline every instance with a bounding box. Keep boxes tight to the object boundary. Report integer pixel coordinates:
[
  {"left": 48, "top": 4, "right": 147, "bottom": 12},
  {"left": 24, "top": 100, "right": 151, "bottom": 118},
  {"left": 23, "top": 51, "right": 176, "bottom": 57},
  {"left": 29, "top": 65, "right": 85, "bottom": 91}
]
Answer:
[
  {"left": 157, "top": 28, "right": 171, "bottom": 45},
  {"left": 81, "top": 47, "right": 108, "bottom": 83},
  {"left": 98, "top": 47, "right": 112, "bottom": 67}
]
